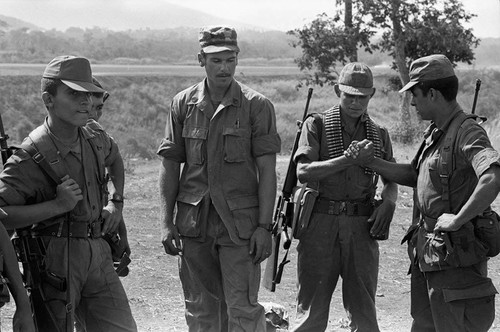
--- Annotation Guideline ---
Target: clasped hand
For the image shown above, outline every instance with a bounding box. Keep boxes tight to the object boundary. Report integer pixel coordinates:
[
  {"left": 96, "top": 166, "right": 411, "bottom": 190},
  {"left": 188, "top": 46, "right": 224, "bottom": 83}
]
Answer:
[{"left": 344, "top": 139, "right": 375, "bottom": 165}]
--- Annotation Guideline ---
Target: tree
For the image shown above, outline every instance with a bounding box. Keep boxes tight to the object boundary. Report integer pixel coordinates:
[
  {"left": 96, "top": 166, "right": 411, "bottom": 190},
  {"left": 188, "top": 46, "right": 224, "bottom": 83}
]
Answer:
[{"left": 288, "top": 0, "right": 480, "bottom": 142}]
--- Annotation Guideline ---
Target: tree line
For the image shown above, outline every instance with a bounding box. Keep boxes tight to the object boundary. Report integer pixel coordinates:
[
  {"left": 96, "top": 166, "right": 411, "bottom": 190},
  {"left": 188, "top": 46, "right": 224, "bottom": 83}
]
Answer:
[{"left": 0, "top": 26, "right": 302, "bottom": 64}]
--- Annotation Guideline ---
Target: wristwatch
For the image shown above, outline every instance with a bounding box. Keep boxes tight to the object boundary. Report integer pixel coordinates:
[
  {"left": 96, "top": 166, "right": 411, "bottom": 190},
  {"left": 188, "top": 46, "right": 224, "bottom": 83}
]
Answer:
[
  {"left": 258, "top": 223, "right": 273, "bottom": 232},
  {"left": 110, "top": 193, "right": 124, "bottom": 203}
]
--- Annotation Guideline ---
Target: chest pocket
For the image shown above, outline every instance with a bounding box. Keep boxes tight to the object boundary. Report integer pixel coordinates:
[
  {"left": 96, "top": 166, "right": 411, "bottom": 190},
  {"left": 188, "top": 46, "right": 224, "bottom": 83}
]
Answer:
[
  {"left": 222, "top": 127, "right": 251, "bottom": 163},
  {"left": 426, "top": 154, "right": 443, "bottom": 191},
  {"left": 182, "top": 126, "right": 208, "bottom": 165}
]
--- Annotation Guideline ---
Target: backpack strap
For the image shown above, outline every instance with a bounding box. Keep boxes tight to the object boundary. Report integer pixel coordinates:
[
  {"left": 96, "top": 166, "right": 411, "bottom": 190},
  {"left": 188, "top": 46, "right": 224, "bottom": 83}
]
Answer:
[{"left": 438, "top": 112, "right": 479, "bottom": 212}]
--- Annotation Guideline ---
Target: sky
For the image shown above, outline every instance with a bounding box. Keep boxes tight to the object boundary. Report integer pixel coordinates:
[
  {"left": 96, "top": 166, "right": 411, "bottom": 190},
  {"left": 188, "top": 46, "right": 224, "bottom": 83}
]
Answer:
[{"left": 2, "top": 0, "right": 500, "bottom": 38}]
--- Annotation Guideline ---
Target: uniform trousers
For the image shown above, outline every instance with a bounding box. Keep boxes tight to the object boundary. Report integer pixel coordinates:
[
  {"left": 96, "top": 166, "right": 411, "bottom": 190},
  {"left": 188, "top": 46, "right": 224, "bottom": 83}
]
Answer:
[
  {"left": 292, "top": 212, "right": 380, "bottom": 332},
  {"left": 42, "top": 236, "right": 137, "bottom": 332},
  {"left": 410, "top": 261, "right": 496, "bottom": 332},
  {"left": 179, "top": 204, "right": 266, "bottom": 332}
]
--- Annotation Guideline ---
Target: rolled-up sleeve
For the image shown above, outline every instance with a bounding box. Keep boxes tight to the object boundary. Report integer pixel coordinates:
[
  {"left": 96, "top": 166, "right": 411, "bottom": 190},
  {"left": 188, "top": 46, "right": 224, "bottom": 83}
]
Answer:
[
  {"left": 251, "top": 98, "right": 281, "bottom": 157},
  {"left": 0, "top": 151, "right": 38, "bottom": 206},
  {"left": 459, "top": 124, "right": 500, "bottom": 177},
  {"left": 157, "top": 101, "right": 186, "bottom": 162}
]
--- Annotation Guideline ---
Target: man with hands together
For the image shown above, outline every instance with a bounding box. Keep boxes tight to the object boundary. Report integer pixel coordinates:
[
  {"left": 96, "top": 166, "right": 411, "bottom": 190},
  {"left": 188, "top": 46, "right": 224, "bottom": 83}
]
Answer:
[
  {"left": 345, "top": 54, "right": 500, "bottom": 332},
  {"left": 291, "top": 62, "right": 397, "bottom": 332}
]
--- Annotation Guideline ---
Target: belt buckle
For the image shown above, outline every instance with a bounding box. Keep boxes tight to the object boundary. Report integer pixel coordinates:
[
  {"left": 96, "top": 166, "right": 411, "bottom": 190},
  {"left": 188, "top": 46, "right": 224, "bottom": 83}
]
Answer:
[
  {"left": 339, "top": 201, "right": 347, "bottom": 214},
  {"left": 87, "top": 223, "right": 93, "bottom": 238}
]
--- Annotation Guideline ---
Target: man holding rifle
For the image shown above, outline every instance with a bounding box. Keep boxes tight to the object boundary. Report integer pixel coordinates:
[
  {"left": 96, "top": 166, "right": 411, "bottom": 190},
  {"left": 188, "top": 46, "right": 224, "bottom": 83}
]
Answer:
[
  {"left": 0, "top": 55, "right": 137, "bottom": 331},
  {"left": 347, "top": 54, "right": 500, "bottom": 332},
  {"left": 292, "top": 62, "right": 397, "bottom": 331}
]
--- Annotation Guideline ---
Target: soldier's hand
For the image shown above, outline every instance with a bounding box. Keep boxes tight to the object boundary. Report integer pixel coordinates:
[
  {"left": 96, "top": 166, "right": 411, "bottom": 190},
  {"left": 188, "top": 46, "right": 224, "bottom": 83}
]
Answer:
[
  {"left": 55, "top": 175, "right": 83, "bottom": 212},
  {"left": 349, "top": 139, "right": 375, "bottom": 166},
  {"left": 344, "top": 140, "right": 360, "bottom": 159},
  {"left": 368, "top": 199, "right": 395, "bottom": 239},
  {"left": 434, "top": 213, "right": 462, "bottom": 233},
  {"left": 13, "top": 306, "right": 36, "bottom": 332},
  {"left": 161, "top": 225, "right": 183, "bottom": 256},
  {"left": 249, "top": 226, "right": 272, "bottom": 265},
  {"left": 101, "top": 202, "right": 123, "bottom": 235}
]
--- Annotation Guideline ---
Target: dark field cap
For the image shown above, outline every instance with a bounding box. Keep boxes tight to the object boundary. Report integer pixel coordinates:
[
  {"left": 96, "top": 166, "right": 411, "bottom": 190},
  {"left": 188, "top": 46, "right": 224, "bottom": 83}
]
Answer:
[
  {"left": 199, "top": 26, "right": 240, "bottom": 54},
  {"left": 43, "top": 55, "right": 104, "bottom": 93},
  {"left": 399, "top": 54, "right": 456, "bottom": 92},
  {"left": 337, "top": 62, "right": 374, "bottom": 96}
]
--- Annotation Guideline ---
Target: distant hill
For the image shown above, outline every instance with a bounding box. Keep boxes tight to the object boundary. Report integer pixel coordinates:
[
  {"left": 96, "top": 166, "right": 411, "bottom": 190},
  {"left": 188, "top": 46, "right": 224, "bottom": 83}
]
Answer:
[
  {"left": 0, "top": 2, "right": 264, "bottom": 32},
  {"left": 0, "top": 15, "right": 40, "bottom": 31},
  {"left": 0, "top": 12, "right": 499, "bottom": 68}
]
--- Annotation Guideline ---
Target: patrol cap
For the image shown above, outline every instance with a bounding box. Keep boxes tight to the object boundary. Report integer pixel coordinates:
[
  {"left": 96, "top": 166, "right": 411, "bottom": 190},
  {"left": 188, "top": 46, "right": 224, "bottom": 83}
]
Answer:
[
  {"left": 43, "top": 55, "right": 104, "bottom": 93},
  {"left": 399, "top": 54, "right": 456, "bottom": 92},
  {"left": 199, "top": 26, "right": 240, "bottom": 54},
  {"left": 92, "top": 76, "right": 110, "bottom": 101},
  {"left": 337, "top": 62, "right": 374, "bottom": 96}
]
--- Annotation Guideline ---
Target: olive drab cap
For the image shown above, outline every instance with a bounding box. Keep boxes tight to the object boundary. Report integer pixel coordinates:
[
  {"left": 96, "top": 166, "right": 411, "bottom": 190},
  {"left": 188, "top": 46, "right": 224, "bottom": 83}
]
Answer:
[
  {"left": 337, "top": 62, "right": 375, "bottom": 96},
  {"left": 199, "top": 26, "right": 240, "bottom": 54},
  {"left": 43, "top": 55, "right": 105, "bottom": 93},
  {"left": 399, "top": 54, "right": 456, "bottom": 92}
]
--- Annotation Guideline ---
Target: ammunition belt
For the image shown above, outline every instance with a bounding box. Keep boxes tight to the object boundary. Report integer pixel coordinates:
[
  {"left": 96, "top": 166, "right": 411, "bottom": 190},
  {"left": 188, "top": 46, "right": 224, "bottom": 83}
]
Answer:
[{"left": 313, "top": 198, "right": 374, "bottom": 216}]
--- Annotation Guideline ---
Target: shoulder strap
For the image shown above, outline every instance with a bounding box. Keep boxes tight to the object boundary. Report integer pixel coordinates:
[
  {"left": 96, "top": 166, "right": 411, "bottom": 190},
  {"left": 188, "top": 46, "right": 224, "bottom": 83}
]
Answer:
[
  {"left": 22, "top": 126, "right": 63, "bottom": 185},
  {"left": 438, "top": 112, "right": 478, "bottom": 211},
  {"left": 21, "top": 143, "right": 61, "bottom": 185}
]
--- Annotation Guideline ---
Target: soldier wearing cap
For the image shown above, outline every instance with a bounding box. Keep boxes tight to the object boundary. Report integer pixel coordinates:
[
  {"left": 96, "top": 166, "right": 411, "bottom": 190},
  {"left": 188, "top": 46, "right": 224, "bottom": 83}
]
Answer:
[
  {"left": 347, "top": 54, "right": 500, "bottom": 331},
  {"left": 0, "top": 55, "right": 137, "bottom": 331},
  {"left": 157, "top": 27, "right": 281, "bottom": 331},
  {"left": 292, "top": 62, "right": 397, "bottom": 331}
]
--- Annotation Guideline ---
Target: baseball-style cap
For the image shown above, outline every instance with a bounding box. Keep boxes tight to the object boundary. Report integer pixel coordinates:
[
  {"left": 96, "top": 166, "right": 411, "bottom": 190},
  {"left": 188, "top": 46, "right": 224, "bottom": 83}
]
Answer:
[
  {"left": 337, "top": 62, "right": 374, "bottom": 96},
  {"left": 399, "top": 54, "right": 456, "bottom": 92},
  {"left": 199, "top": 26, "right": 240, "bottom": 54},
  {"left": 92, "top": 76, "right": 110, "bottom": 101},
  {"left": 43, "top": 55, "right": 104, "bottom": 93}
]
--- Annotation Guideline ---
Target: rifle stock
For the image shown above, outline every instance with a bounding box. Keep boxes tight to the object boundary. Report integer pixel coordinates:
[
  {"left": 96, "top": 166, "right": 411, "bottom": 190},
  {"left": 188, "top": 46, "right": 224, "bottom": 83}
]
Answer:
[
  {"left": 12, "top": 231, "right": 63, "bottom": 331},
  {"left": 263, "top": 88, "right": 313, "bottom": 292}
]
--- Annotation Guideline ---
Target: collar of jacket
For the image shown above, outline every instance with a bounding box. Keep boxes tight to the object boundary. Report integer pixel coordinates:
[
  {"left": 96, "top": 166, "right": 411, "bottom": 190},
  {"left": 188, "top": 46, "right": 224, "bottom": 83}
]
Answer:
[{"left": 187, "top": 78, "right": 242, "bottom": 113}]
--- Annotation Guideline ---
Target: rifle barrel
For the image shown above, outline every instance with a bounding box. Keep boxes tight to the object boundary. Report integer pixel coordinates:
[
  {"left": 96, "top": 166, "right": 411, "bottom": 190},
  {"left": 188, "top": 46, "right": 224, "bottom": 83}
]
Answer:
[{"left": 472, "top": 79, "right": 481, "bottom": 115}]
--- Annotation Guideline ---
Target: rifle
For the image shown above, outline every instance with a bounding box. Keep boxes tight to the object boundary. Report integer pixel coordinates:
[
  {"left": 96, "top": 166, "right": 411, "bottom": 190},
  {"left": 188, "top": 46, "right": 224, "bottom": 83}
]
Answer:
[
  {"left": 472, "top": 79, "right": 487, "bottom": 123},
  {"left": 12, "top": 231, "right": 65, "bottom": 332},
  {"left": 263, "top": 87, "right": 313, "bottom": 292},
  {"left": 0, "top": 112, "right": 11, "bottom": 165}
]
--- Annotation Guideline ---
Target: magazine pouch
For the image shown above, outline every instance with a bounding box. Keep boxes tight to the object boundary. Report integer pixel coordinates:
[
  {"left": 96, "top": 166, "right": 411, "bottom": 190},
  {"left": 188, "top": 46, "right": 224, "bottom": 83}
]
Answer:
[
  {"left": 473, "top": 210, "right": 500, "bottom": 257},
  {"left": 291, "top": 184, "right": 319, "bottom": 239}
]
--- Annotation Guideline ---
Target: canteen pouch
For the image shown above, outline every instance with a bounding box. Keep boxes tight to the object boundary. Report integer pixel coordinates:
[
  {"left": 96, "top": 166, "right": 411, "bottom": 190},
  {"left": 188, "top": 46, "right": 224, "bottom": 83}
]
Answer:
[
  {"left": 473, "top": 211, "right": 500, "bottom": 257},
  {"left": 291, "top": 185, "right": 319, "bottom": 239}
]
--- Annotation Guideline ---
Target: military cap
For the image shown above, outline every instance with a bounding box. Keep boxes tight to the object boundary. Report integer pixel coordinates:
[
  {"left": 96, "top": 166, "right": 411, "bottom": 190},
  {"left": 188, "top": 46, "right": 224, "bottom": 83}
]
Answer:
[
  {"left": 43, "top": 55, "right": 104, "bottom": 93},
  {"left": 337, "top": 62, "right": 375, "bottom": 96},
  {"left": 199, "top": 26, "right": 240, "bottom": 54},
  {"left": 400, "top": 54, "right": 456, "bottom": 92}
]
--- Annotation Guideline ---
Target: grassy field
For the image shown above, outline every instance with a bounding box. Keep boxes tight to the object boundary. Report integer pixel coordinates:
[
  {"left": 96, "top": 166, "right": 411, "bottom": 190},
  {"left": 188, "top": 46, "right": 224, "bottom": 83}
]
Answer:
[{"left": 0, "top": 64, "right": 499, "bottom": 331}]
